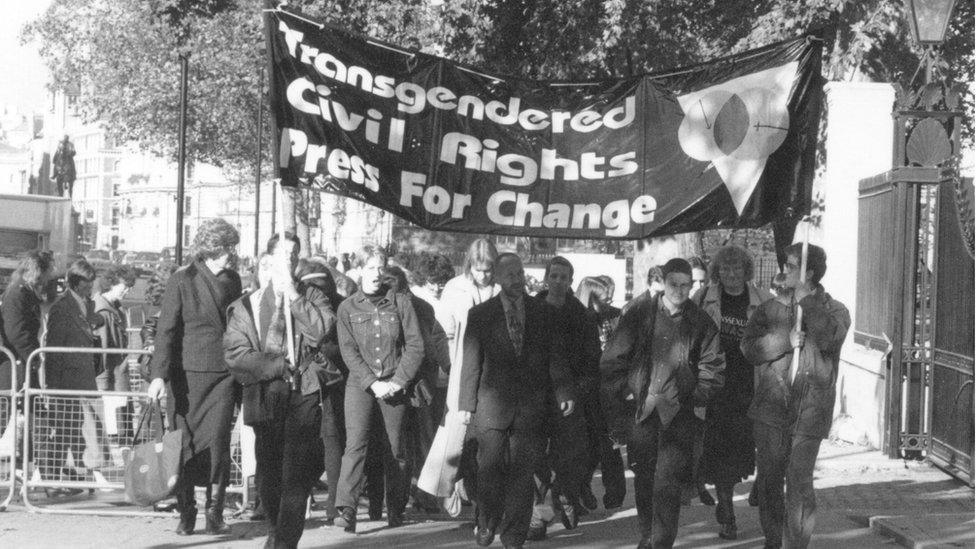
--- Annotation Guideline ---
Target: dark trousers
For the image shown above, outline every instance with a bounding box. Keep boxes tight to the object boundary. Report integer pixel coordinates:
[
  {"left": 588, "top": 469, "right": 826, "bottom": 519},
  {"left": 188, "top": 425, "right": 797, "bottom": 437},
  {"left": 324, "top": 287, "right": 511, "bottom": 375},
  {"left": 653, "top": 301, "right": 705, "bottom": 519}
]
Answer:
[
  {"left": 406, "top": 404, "right": 439, "bottom": 508},
  {"left": 581, "top": 388, "right": 626, "bottom": 505},
  {"left": 628, "top": 410, "right": 696, "bottom": 548},
  {"left": 754, "top": 422, "right": 822, "bottom": 549},
  {"left": 365, "top": 411, "right": 388, "bottom": 515},
  {"left": 254, "top": 391, "right": 324, "bottom": 549},
  {"left": 475, "top": 423, "right": 546, "bottom": 547},
  {"left": 335, "top": 386, "right": 410, "bottom": 514},
  {"left": 320, "top": 385, "right": 346, "bottom": 517},
  {"left": 537, "top": 405, "right": 589, "bottom": 505}
]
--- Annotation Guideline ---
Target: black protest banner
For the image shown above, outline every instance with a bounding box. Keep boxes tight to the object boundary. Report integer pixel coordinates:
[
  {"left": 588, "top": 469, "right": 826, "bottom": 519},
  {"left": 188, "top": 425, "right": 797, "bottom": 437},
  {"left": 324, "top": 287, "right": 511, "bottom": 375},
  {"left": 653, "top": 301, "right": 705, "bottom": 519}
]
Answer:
[{"left": 266, "top": 7, "right": 823, "bottom": 240}]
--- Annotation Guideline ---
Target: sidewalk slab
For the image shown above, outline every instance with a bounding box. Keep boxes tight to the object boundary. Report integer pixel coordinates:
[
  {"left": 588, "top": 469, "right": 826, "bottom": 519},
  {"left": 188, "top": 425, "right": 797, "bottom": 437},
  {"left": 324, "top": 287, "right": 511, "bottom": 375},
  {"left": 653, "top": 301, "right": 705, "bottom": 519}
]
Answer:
[{"left": 870, "top": 513, "right": 975, "bottom": 548}]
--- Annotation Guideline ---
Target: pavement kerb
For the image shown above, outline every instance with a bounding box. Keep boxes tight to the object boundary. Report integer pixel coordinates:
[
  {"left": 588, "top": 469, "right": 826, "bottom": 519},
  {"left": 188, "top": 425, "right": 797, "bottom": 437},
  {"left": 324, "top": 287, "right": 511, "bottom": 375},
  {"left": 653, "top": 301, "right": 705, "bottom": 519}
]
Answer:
[{"left": 870, "top": 513, "right": 976, "bottom": 548}]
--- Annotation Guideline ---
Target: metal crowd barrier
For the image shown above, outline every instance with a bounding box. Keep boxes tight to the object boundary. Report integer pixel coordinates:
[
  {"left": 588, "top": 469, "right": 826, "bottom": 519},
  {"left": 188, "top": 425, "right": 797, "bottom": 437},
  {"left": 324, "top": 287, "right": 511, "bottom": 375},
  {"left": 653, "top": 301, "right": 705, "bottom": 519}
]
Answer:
[
  {"left": 0, "top": 346, "right": 17, "bottom": 511},
  {"left": 19, "top": 347, "right": 248, "bottom": 516}
]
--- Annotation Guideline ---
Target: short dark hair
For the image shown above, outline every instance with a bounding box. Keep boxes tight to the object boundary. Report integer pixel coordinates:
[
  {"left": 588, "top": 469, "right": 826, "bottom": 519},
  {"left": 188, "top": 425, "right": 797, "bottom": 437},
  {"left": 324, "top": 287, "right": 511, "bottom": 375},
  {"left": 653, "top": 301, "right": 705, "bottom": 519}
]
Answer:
[
  {"left": 66, "top": 259, "right": 96, "bottom": 290},
  {"left": 785, "top": 243, "right": 827, "bottom": 284},
  {"left": 96, "top": 264, "right": 137, "bottom": 292},
  {"left": 544, "top": 256, "right": 574, "bottom": 278},
  {"left": 415, "top": 252, "right": 455, "bottom": 286},
  {"left": 193, "top": 218, "right": 240, "bottom": 261},
  {"left": 266, "top": 232, "right": 301, "bottom": 255},
  {"left": 495, "top": 252, "right": 522, "bottom": 269},
  {"left": 661, "top": 258, "right": 692, "bottom": 279},
  {"left": 382, "top": 266, "right": 410, "bottom": 294}
]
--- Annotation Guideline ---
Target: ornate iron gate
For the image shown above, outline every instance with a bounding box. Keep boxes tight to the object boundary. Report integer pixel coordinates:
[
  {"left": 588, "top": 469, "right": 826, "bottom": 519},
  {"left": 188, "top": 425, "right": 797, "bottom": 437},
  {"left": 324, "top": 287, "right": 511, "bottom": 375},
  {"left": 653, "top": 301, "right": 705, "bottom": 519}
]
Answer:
[{"left": 856, "top": 106, "right": 974, "bottom": 485}]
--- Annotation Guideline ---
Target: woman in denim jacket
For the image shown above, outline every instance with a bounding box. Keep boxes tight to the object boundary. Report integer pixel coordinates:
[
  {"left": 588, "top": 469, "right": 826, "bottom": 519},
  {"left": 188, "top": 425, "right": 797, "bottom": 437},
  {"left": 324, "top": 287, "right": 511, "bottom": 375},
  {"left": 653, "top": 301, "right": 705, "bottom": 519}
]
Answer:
[{"left": 333, "top": 249, "right": 424, "bottom": 533}]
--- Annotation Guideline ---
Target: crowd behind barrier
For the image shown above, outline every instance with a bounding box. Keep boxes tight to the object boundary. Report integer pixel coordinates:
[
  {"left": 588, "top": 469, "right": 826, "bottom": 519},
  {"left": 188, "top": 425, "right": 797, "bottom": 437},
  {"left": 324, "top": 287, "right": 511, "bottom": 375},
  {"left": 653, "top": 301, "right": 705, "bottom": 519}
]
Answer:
[{"left": 6, "top": 347, "right": 250, "bottom": 516}]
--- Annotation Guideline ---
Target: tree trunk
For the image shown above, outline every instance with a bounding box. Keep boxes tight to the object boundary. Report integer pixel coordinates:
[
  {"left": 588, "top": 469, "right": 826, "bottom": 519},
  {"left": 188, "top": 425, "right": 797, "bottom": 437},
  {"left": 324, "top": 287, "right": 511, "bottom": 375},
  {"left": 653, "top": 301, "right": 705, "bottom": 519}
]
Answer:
[{"left": 280, "top": 186, "right": 310, "bottom": 257}]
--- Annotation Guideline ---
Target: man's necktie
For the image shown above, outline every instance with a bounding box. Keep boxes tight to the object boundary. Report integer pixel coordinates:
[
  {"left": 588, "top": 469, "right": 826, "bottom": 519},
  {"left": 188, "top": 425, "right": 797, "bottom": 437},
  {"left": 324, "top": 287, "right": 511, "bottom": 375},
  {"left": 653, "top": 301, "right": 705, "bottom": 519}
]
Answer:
[{"left": 506, "top": 305, "right": 523, "bottom": 355}]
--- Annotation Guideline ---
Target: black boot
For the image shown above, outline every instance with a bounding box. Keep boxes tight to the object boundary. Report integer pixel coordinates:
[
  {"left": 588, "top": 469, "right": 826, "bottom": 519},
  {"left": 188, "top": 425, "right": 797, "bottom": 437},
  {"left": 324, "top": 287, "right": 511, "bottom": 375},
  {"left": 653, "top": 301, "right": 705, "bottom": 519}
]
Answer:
[
  {"left": 204, "top": 484, "right": 231, "bottom": 535},
  {"left": 176, "top": 485, "right": 197, "bottom": 536},
  {"left": 716, "top": 483, "right": 737, "bottom": 540}
]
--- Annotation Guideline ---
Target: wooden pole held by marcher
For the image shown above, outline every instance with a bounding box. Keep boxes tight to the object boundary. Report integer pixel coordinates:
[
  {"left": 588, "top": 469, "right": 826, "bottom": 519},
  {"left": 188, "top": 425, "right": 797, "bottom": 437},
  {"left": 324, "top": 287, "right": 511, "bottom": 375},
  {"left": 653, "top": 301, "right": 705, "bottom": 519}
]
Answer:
[
  {"left": 789, "top": 219, "right": 810, "bottom": 384},
  {"left": 276, "top": 180, "right": 297, "bottom": 387}
]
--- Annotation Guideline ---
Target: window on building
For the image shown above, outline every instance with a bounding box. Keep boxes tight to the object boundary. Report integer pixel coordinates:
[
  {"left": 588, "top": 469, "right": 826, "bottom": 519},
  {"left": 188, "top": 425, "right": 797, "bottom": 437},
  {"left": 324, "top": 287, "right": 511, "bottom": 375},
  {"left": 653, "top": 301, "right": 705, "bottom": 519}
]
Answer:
[
  {"left": 184, "top": 197, "right": 192, "bottom": 215},
  {"left": 184, "top": 225, "right": 191, "bottom": 246}
]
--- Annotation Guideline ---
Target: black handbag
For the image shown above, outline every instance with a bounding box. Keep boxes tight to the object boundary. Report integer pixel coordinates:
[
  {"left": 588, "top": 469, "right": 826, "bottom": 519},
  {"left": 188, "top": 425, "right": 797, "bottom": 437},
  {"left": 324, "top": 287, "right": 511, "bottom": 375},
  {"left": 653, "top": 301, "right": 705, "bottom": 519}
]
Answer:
[{"left": 123, "top": 402, "right": 182, "bottom": 506}]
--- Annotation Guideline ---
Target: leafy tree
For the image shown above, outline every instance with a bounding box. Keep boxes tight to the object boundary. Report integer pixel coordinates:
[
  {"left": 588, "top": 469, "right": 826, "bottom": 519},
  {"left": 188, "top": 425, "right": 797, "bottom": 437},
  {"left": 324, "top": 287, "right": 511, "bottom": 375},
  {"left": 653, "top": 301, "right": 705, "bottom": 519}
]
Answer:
[{"left": 24, "top": 0, "right": 974, "bottom": 260}]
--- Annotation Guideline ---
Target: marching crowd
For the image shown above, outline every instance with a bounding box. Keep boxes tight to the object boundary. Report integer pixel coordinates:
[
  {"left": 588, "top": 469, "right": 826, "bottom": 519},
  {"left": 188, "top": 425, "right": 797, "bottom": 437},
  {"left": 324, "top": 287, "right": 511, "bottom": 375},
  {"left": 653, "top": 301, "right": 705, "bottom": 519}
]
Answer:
[{"left": 0, "top": 217, "right": 851, "bottom": 549}]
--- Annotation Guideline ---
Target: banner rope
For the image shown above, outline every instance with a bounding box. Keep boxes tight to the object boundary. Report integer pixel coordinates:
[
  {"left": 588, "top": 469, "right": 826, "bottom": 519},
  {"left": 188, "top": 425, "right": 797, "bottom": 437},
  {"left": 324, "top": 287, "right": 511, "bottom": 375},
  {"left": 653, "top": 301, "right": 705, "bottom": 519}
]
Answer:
[{"left": 263, "top": 6, "right": 325, "bottom": 30}]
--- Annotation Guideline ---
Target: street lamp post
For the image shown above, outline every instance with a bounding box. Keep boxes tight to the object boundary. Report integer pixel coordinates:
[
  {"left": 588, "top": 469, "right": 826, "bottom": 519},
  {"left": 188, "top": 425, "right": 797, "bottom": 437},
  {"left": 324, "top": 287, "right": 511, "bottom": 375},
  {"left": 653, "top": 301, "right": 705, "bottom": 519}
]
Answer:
[
  {"left": 254, "top": 68, "right": 263, "bottom": 258},
  {"left": 904, "top": 0, "right": 959, "bottom": 82},
  {"left": 884, "top": 0, "right": 963, "bottom": 460},
  {"left": 175, "top": 53, "right": 189, "bottom": 266}
]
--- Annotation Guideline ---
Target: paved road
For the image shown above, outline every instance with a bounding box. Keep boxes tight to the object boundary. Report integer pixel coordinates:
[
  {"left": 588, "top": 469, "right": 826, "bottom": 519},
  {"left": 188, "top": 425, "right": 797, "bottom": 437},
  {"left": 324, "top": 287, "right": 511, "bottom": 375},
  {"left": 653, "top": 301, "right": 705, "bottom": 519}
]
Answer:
[{"left": 1, "top": 442, "right": 971, "bottom": 548}]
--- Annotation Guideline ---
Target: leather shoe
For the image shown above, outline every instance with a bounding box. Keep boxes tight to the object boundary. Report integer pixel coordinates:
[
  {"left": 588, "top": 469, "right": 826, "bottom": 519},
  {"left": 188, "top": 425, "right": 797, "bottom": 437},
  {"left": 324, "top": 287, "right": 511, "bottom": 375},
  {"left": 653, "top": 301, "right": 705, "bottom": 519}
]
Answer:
[
  {"left": 176, "top": 508, "right": 196, "bottom": 536},
  {"left": 526, "top": 524, "right": 547, "bottom": 541},
  {"left": 387, "top": 511, "right": 404, "bottom": 528},
  {"left": 204, "top": 509, "right": 231, "bottom": 535},
  {"left": 368, "top": 506, "right": 383, "bottom": 521},
  {"left": 558, "top": 497, "right": 579, "bottom": 530},
  {"left": 334, "top": 506, "right": 357, "bottom": 533},
  {"left": 604, "top": 494, "right": 624, "bottom": 510},
  {"left": 475, "top": 525, "right": 495, "bottom": 547},
  {"left": 637, "top": 535, "right": 654, "bottom": 549},
  {"left": 718, "top": 521, "right": 738, "bottom": 540}
]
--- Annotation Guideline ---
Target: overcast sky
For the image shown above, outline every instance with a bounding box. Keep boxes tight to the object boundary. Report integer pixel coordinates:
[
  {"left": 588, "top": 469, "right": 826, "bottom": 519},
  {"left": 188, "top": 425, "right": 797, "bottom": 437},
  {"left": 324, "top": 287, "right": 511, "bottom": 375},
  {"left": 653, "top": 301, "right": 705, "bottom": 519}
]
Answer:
[{"left": 0, "top": 0, "right": 53, "bottom": 114}]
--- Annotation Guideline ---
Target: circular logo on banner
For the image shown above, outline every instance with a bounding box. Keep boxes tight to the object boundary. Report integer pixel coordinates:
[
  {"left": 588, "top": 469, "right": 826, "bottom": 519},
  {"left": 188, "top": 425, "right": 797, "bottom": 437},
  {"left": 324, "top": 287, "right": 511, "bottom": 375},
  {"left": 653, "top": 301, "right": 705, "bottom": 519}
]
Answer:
[
  {"left": 139, "top": 464, "right": 150, "bottom": 474},
  {"left": 677, "top": 63, "right": 797, "bottom": 214}
]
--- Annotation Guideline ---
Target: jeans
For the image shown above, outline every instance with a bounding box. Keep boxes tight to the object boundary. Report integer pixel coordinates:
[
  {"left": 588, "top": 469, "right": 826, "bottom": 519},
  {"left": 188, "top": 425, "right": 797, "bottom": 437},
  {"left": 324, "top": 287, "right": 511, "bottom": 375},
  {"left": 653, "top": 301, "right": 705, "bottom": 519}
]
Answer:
[{"left": 335, "top": 385, "right": 410, "bottom": 515}]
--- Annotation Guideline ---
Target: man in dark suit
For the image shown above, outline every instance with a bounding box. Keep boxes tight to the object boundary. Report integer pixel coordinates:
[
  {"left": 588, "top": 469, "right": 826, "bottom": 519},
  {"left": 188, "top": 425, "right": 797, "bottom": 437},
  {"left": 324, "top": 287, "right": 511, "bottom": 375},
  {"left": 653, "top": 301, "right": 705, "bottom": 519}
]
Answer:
[
  {"left": 224, "top": 233, "right": 328, "bottom": 549},
  {"left": 458, "top": 253, "right": 575, "bottom": 549},
  {"left": 41, "top": 259, "right": 104, "bottom": 490},
  {"left": 0, "top": 250, "right": 54, "bottom": 390}
]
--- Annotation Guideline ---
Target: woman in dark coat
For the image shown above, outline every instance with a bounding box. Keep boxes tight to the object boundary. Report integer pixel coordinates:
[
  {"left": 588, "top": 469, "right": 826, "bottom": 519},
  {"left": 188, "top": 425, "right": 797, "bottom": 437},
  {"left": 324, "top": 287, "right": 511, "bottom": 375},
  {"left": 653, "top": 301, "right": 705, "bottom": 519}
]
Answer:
[
  {"left": 693, "top": 245, "right": 772, "bottom": 540},
  {"left": 147, "top": 219, "right": 242, "bottom": 536}
]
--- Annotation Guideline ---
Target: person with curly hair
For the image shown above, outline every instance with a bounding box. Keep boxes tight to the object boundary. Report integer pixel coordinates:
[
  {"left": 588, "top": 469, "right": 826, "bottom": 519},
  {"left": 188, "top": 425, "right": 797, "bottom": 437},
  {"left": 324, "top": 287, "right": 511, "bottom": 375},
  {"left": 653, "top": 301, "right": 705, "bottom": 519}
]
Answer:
[
  {"left": 693, "top": 245, "right": 772, "bottom": 540},
  {"left": 146, "top": 218, "right": 243, "bottom": 536}
]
